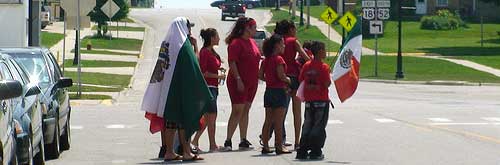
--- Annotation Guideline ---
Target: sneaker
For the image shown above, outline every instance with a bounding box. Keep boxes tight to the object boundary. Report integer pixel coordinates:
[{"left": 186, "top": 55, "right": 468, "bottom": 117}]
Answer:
[
  {"left": 309, "top": 154, "right": 325, "bottom": 160},
  {"left": 223, "top": 140, "right": 232, "bottom": 151},
  {"left": 239, "top": 139, "right": 253, "bottom": 149},
  {"left": 295, "top": 148, "right": 308, "bottom": 160},
  {"left": 283, "top": 141, "right": 293, "bottom": 147},
  {"left": 158, "top": 146, "right": 166, "bottom": 158}
]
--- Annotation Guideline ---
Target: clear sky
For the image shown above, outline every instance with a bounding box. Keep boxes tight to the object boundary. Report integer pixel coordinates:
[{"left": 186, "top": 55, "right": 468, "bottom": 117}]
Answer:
[{"left": 155, "top": 0, "right": 214, "bottom": 9}]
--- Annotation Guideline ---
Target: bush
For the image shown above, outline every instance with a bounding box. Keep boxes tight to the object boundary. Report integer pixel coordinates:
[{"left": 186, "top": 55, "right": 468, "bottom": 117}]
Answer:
[{"left": 420, "top": 9, "right": 467, "bottom": 30}]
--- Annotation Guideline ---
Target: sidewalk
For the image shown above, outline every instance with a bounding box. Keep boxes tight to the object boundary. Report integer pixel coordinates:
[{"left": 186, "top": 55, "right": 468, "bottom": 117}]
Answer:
[{"left": 65, "top": 67, "right": 135, "bottom": 75}]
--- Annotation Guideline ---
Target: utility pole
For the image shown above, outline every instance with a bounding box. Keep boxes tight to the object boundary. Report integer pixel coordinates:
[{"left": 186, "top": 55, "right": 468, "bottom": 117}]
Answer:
[
  {"left": 300, "top": 0, "right": 304, "bottom": 26},
  {"left": 306, "top": 0, "right": 310, "bottom": 28}
]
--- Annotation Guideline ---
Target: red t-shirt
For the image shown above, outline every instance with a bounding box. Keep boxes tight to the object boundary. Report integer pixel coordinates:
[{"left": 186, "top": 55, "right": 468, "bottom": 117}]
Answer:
[
  {"left": 227, "top": 38, "right": 261, "bottom": 86},
  {"left": 281, "top": 35, "right": 301, "bottom": 77},
  {"left": 299, "top": 60, "right": 331, "bottom": 101},
  {"left": 199, "top": 47, "right": 221, "bottom": 87},
  {"left": 262, "top": 55, "right": 287, "bottom": 88}
]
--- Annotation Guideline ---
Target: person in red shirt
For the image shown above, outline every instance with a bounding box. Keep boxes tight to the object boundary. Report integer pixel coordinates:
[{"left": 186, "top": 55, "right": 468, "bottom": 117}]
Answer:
[
  {"left": 258, "top": 34, "right": 293, "bottom": 155},
  {"left": 273, "top": 20, "right": 311, "bottom": 149},
  {"left": 224, "top": 17, "right": 261, "bottom": 151},
  {"left": 296, "top": 41, "right": 331, "bottom": 160},
  {"left": 190, "top": 28, "right": 226, "bottom": 152}
]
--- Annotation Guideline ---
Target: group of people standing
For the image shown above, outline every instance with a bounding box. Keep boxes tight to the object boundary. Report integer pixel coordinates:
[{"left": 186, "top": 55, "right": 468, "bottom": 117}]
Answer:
[{"left": 146, "top": 16, "right": 332, "bottom": 162}]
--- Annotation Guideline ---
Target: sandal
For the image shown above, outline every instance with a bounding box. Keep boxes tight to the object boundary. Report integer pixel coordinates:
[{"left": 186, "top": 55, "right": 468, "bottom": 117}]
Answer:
[
  {"left": 164, "top": 155, "right": 183, "bottom": 161},
  {"left": 261, "top": 147, "right": 273, "bottom": 154},
  {"left": 182, "top": 155, "right": 204, "bottom": 161}
]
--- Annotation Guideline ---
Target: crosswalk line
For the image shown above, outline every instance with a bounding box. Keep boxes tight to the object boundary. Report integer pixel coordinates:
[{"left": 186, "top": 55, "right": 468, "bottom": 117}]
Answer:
[
  {"left": 70, "top": 125, "right": 84, "bottom": 130},
  {"left": 374, "top": 118, "right": 396, "bottom": 123},
  {"left": 482, "top": 117, "right": 500, "bottom": 122},
  {"left": 428, "top": 118, "right": 452, "bottom": 122},
  {"left": 106, "top": 124, "right": 126, "bottom": 129},
  {"left": 327, "top": 120, "right": 344, "bottom": 124}
]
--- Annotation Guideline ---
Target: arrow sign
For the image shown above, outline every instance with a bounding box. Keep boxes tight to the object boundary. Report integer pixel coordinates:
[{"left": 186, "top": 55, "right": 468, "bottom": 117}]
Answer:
[
  {"left": 369, "top": 20, "right": 383, "bottom": 34},
  {"left": 101, "top": 0, "right": 120, "bottom": 19},
  {"left": 61, "top": 0, "right": 96, "bottom": 16}
]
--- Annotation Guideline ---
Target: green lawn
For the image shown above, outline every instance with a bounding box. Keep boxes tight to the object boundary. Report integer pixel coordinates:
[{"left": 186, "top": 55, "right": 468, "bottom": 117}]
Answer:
[
  {"left": 325, "top": 55, "right": 500, "bottom": 83},
  {"left": 41, "top": 32, "right": 65, "bottom": 48},
  {"left": 64, "top": 71, "right": 131, "bottom": 92},
  {"left": 451, "top": 56, "right": 500, "bottom": 70},
  {"left": 78, "top": 49, "right": 140, "bottom": 56},
  {"left": 63, "top": 60, "right": 137, "bottom": 68},
  {"left": 70, "top": 94, "right": 113, "bottom": 100},
  {"left": 81, "top": 37, "right": 143, "bottom": 51},
  {"left": 120, "top": 17, "right": 136, "bottom": 23},
  {"left": 268, "top": 10, "right": 341, "bottom": 52},
  {"left": 92, "top": 25, "right": 145, "bottom": 32}
]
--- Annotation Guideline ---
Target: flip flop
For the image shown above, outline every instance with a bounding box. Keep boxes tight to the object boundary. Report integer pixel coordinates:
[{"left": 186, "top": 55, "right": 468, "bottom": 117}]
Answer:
[
  {"left": 183, "top": 155, "right": 204, "bottom": 161},
  {"left": 164, "top": 155, "right": 183, "bottom": 162}
]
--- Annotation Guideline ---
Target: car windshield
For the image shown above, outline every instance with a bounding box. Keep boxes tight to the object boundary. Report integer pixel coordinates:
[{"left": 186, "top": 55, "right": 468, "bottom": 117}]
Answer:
[
  {"left": 9, "top": 52, "right": 51, "bottom": 89},
  {"left": 253, "top": 31, "right": 265, "bottom": 39}
]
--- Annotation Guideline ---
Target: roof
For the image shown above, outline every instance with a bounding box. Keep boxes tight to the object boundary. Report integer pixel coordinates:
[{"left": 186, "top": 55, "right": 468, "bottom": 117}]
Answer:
[{"left": 0, "top": 47, "right": 47, "bottom": 55}]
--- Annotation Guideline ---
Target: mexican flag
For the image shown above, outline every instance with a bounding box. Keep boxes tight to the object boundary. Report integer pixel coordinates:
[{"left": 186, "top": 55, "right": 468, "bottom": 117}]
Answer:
[
  {"left": 331, "top": 16, "right": 362, "bottom": 102},
  {"left": 141, "top": 17, "right": 212, "bottom": 136}
]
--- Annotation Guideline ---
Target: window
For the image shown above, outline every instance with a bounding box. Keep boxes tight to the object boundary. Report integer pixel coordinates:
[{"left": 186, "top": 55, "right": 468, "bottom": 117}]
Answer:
[
  {"left": 0, "top": 0, "right": 22, "bottom": 4},
  {"left": 437, "top": 0, "right": 448, "bottom": 7},
  {"left": 9, "top": 52, "right": 51, "bottom": 88}
]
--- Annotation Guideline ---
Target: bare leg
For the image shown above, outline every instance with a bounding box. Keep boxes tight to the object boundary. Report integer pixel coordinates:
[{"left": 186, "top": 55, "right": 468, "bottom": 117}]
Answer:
[
  {"left": 274, "top": 107, "right": 286, "bottom": 150},
  {"left": 291, "top": 90, "right": 302, "bottom": 146},
  {"left": 164, "top": 128, "right": 180, "bottom": 159},
  {"left": 191, "top": 119, "right": 207, "bottom": 148},
  {"left": 261, "top": 108, "right": 273, "bottom": 149},
  {"left": 226, "top": 104, "right": 245, "bottom": 141},
  {"left": 179, "top": 129, "right": 199, "bottom": 159},
  {"left": 238, "top": 103, "right": 252, "bottom": 140},
  {"left": 206, "top": 113, "right": 218, "bottom": 150}
]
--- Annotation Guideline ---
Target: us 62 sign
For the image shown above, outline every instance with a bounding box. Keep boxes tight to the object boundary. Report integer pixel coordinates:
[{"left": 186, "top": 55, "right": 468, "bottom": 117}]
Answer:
[{"left": 363, "top": 8, "right": 390, "bottom": 20}]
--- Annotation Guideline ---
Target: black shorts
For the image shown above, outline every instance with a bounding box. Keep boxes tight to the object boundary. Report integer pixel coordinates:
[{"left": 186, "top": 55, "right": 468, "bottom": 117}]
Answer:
[
  {"left": 288, "top": 76, "right": 300, "bottom": 90},
  {"left": 264, "top": 88, "right": 288, "bottom": 108},
  {"left": 206, "top": 87, "right": 218, "bottom": 113},
  {"left": 165, "top": 120, "right": 183, "bottom": 129}
]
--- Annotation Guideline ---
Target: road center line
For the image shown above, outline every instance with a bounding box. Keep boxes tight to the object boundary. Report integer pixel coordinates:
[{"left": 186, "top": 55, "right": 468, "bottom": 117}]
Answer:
[
  {"left": 428, "top": 118, "right": 452, "bottom": 122},
  {"left": 428, "top": 122, "right": 500, "bottom": 126},
  {"left": 328, "top": 120, "right": 344, "bottom": 124},
  {"left": 374, "top": 118, "right": 396, "bottom": 123}
]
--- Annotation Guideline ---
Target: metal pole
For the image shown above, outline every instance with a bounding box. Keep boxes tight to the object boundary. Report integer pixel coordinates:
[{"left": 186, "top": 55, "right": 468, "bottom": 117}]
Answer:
[
  {"left": 306, "top": 0, "right": 310, "bottom": 28},
  {"left": 299, "top": 0, "right": 304, "bottom": 26},
  {"left": 116, "top": 21, "right": 119, "bottom": 38},
  {"left": 328, "top": 24, "right": 330, "bottom": 57},
  {"left": 77, "top": 0, "right": 82, "bottom": 96},
  {"left": 62, "top": 19, "right": 66, "bottom": 75},
  {"left": 395, "top": 0, "right": 404, "bottom": 79},
  {"left": 341, "top": 0, "right": 345, "bottom": 43},
  {"left": 276, "top": 0, "right": 280, "bottom": 10},
  {"left": 374, "top": 0, "right": 378, "bottom": 77},
  {"left": 480, "top": 16, "right": 484, "bottom": 47}
]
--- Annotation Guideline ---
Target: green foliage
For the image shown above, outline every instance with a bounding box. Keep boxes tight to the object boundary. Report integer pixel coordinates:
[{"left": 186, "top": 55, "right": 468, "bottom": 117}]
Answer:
[
  {"left": 89, "top": 0, "right": 130, "bottom": 37},
  {"left": 420, "top": 9, "right": 467, "bottom": 30}
]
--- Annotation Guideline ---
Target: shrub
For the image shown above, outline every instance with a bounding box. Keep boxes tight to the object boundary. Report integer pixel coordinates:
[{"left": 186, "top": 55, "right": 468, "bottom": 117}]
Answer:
[{"left": 420, "top": 9, "right": 467, "bottom": 30}]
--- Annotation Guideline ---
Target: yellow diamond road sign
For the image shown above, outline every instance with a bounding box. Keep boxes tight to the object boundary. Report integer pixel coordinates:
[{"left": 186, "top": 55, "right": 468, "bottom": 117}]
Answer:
[
  {"left": 338, "top": 11, "right": 357, "bottom": 32},
  {"left": 320, "top": 7, "right": 338, "bottom": 24}
]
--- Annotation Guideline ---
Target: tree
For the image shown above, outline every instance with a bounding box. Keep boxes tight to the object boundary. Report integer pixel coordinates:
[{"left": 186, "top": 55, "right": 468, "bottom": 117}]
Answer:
[
  {"left": 89, "top": 0, "right": 130, "bottom": 38},
  {"left": 479, "top": 0, "right": 500, "bottom": 5}
]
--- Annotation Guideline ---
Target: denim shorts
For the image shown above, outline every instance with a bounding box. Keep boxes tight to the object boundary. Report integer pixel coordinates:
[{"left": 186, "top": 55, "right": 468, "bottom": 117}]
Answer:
[{"left": 264, "top": 88, "right": 288, "bottom": 108}]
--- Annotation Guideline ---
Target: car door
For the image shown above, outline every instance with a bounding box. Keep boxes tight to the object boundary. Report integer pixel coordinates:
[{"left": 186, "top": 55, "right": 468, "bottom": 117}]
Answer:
[
  {"left": 45, "top": 51, "right": 70, "bottom": 131},
  {"left": 0, "top": 62, "right": 15, "bottom": 161}
]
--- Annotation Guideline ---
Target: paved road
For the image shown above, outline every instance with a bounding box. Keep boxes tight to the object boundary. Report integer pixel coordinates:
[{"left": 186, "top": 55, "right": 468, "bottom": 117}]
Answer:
[{"left": 46, "top": 8, "right": 500, "bottom": 165}]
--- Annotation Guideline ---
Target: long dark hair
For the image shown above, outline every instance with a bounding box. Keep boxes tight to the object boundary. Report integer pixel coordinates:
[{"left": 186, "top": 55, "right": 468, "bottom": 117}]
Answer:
[
  {"left": 274, "top": 19, "right": 296, "bottom": 36},
  {"left": 200, "top": 28, "right": 221, "bottom": 61},
  {"left": 262, "top": 34, "right": 283, "bottom": 58},
  {"left": 225, "top": 17, "right": 255, "bottom": 44},
  {"left": 309, "top": 41, "right": 325, "bottom": 57}
]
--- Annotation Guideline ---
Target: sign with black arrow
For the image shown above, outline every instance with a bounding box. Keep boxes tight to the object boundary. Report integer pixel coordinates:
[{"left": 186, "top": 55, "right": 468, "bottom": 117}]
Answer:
[{"left": 370, "top": 20, "right": 383, "bottom": 34}]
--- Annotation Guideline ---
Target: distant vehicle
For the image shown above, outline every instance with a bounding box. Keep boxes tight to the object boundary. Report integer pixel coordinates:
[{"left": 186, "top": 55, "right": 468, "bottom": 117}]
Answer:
[
  {"left": 253, "top": 28, "right": 269, "bottom": 54},
  {"left": 221, "top": 0, "right": 246, "bottom": 21},
  {"left": 2, "top": 47, "right": 73, "bottom": 160},
  {"left": 0, "top": 53, "right": 45, "bottom": 165},
  {"left": 41, "top": 6, "right": 52, "bottom": 29},
  {"left": 210, "top": 0, "right": 225, "bottom": 8},
  {"left": 240, "top": 0, "right": 261, "bottom": 9},
  {"left": 0, "top": 77, "right": 23, "bottom": 165}
]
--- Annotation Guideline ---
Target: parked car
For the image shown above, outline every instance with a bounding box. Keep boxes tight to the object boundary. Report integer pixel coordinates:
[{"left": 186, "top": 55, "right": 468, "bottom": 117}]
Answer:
[
  {"left": 221, "top": 0, "right": 246, "bottom": 21},
  {"left": 241, "top": 0, "right": 261, "bottom": 9},
  {"left": 253, "top": 28, "right": 269, "bottom": 54},
  {"left": 0, "top": 78, "right": 23, "bottom": 165},
  {"left": 41, "top": 6, "right": 52, "bottom": 29},
  {"left": 0, "top": 53, "right": 45, "bottom": 164},
  {"left": 210, "top": 0, "right": 225, "bottom": 8},
  {"left": 1, "top": 48, "right": 73, "bottom": 160}
]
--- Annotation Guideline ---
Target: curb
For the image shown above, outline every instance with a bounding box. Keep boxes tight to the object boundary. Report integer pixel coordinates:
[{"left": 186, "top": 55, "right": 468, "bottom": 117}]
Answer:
[{"left": 360, "top": 79, "right": 500, "bottom": 86}]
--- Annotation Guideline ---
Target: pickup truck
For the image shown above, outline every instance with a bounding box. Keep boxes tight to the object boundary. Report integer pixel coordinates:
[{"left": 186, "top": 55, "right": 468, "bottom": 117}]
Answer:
[{"left": 220, "top": 1, "right": 246, "bottom": 21}]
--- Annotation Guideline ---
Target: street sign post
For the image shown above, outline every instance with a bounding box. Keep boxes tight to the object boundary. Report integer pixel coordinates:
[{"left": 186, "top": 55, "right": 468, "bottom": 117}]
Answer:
[
  {"left": 338, "top": 11, "right": 356, "bottom": 32},
  {"left": 320, "top": 7, "right": 338, "bottom": 57},
  {"left": 369, "top": 20, "right": 383, "bottom": 34},
  {"left": 362, "top": 0, "right": 390, "bottom": 76},
  {"left": 101, "top": 0, "right": 121, "bottom": 38}
]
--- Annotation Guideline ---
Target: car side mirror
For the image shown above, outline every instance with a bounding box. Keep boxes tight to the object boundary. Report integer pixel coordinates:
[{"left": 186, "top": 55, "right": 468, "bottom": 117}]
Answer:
[
  {"left": 57, "top": 77, "right": 73, "bottom": 88},
  {"left": 0, "top": 80, "right": 23, "bottom": 100},
  {"left": 25, "top": 85, "right": 41, "bottom": 97}
]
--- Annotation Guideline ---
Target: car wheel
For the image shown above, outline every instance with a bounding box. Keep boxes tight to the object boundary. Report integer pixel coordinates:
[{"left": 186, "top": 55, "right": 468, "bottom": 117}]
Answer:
[
  {"left": 33, "top": 135, "right": 45, "bottom": 165},
  {"left": 45, "top": 120, "right": 60, "bottom": 159},
  {"left": 60, "top": 115, "right": 70, "bottom": 151},
  {"left": 247, "top": 3, "right": 254, "bottom": 9}
]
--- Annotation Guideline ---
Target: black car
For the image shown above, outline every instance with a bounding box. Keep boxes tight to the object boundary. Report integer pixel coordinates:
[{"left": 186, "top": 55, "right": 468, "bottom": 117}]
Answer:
[
  {"left": 0, "top": 78, "right": 23, "bottom": 164},
  {"left": 241, "top": 0, "right": 262, "bottom": 8},
  {"left": 210, "top": 0, "right": 225, "bottom": 8},
  {"left": 0, "top": 53, "right": 45, "bottom": 164},
  {"left": 221, "top": 1, "right": 246, "bottom": 21},
  {"left": 1, "top": 48, "right": 73, "bottom": 160}
]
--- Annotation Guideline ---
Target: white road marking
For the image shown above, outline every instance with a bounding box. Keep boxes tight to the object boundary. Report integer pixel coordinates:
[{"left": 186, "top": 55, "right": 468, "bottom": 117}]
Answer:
[
  {"left": 70, "top": 125, "right": 84, "bottom": 130},
  {"left": 327, "top": 120, "right": 344, "bottom": 124},
  {"left": 216, "top": 122, "right": 228, "bottom": 127},
  {"left": 482, "top": 117, "right": 500, "bottom": 122},
  {"left": 374, "top": 118, "right": 397, "bottom": 123},
  {"left": 428, "top": 118, "right": 452, "bottom": 122},
  {"left": 429, "top": 123, "right": 500, "bottom": 126},
  {"left": 112, "top": 160, "right": 127, "bottom": 164},
  {"left": 106, "top": 124, "right": 126, "bottom": 129}
]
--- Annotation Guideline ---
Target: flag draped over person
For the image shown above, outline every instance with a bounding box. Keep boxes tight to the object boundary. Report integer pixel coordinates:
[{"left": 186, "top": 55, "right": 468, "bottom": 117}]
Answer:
[
  {"left": 331, "top": 16, "right": 362, "bottom": 102},
  {"left": 141, "top": 17, "right": 213, "bottom": 136}
]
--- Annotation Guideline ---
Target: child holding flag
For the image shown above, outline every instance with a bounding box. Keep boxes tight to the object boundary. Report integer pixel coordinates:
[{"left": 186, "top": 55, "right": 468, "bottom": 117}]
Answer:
[{"left": 296, "top": 41, "right": 331, "bottom": 160}]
